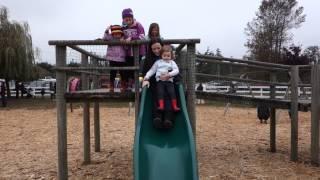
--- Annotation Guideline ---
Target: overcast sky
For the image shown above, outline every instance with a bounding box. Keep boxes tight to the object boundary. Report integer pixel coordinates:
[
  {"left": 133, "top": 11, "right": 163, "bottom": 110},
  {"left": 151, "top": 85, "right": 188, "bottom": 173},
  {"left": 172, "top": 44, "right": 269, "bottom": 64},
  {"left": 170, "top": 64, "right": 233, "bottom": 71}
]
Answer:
[{"left": 1, "top": 0, "right": 319, "bottom": 64}]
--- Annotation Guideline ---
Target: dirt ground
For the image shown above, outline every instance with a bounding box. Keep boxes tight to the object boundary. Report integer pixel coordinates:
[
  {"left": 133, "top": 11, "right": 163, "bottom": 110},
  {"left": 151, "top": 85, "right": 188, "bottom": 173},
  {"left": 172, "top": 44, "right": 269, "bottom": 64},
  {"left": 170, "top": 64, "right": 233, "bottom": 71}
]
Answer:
[{"left": 1, "top": 99, "right": 320, "bottom": 180}]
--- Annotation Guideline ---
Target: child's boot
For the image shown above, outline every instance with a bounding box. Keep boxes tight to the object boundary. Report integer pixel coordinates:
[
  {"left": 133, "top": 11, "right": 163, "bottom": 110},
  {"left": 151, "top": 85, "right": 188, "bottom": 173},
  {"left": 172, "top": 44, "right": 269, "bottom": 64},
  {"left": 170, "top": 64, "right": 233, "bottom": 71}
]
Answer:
[
  {"left": 153, "top": 117, "right": 162, "bottom": 129},
  {"left": 171, "top": 99, "right": 180, "bottom": 112},
  {"left": 163, "top": 119, "right": 173, "bottom": 129},
  {"left": 157, "top": 99, "right": 164, "bottom": 111}
]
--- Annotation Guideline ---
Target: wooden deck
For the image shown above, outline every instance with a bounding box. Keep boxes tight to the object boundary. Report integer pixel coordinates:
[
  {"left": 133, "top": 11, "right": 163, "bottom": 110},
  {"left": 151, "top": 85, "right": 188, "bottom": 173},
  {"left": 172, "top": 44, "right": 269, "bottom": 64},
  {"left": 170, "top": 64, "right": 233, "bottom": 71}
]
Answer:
[{"left": 65, "top": 89, "right": 135, "bottom": 102}]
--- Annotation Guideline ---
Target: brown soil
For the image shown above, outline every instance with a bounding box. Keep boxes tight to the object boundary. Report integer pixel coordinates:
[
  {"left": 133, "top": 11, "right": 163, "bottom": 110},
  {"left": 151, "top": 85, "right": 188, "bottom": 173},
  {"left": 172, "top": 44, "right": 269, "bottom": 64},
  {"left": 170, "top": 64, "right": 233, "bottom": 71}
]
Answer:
[{"left": 0, "top": 99, "right": 320, "bottom": 179}]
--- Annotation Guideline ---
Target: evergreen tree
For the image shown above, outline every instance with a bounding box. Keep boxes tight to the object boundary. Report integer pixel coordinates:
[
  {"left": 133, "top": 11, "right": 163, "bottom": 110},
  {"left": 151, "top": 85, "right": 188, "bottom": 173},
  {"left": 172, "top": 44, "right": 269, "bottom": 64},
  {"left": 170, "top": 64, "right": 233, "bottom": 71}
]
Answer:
[
  {"left": 303, "top": 46, "right": 320, "bottom": 64},
  {"left": 245, "top": 0, "right": 305, "bottom": 63}
]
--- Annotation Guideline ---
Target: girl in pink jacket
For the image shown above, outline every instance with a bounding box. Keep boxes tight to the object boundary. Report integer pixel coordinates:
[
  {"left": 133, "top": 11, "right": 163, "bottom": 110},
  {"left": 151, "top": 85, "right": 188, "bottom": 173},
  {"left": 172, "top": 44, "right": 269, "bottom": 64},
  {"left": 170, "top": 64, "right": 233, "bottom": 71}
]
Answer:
[
  {"left": 121, "top": 8, "right": 146, "bottom": 89},
  {"left": 103, "top": 25, "right": 126, "bottom": 92}
]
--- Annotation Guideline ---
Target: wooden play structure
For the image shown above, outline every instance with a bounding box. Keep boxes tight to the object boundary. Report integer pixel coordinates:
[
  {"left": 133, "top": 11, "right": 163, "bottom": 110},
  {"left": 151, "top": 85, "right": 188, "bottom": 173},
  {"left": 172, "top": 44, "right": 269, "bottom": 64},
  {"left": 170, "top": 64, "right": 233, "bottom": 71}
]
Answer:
[
  {"left": 49, "top": 39, "right": 200, "bottom": 180},
  {"left": 49, "top": 38, "right": 320, "bottom": 180}
]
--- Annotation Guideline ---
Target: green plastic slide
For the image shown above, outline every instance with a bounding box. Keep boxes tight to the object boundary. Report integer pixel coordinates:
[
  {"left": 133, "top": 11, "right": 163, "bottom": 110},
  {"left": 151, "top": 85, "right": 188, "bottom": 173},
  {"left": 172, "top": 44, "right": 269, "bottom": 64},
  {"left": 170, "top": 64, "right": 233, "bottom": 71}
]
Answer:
[{"left": 134, "top": 84, "right": 198, "bottom": 180}]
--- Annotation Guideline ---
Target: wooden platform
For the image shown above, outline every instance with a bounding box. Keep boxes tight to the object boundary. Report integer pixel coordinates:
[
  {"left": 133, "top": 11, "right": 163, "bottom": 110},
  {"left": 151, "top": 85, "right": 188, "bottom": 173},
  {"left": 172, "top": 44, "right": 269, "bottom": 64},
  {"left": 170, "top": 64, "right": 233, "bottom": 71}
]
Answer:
[
  {"left": 65, "top": 89, "right": 135, "bottom": 102},
  {"left": 196, "top": 91, "right": 310, "bottom": 111}
]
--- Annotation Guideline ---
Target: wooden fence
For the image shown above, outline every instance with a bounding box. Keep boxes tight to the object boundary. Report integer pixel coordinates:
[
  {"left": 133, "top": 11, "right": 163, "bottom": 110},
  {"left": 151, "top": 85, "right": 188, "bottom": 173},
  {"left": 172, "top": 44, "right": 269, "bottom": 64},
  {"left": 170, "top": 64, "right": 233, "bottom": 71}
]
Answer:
[{"left": 195, "top": 54, "right": 320, "bottom": 164}]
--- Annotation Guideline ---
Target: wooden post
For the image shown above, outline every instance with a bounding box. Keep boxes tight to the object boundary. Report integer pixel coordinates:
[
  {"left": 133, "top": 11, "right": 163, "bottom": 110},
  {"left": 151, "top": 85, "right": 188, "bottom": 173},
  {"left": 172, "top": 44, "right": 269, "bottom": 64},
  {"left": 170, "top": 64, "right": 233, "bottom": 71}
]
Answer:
[
  {"left": 270, "top": 72, "right": 276, "bottom": 152},
  {"left": 290, "top": 66, "right": 299, "bottom": 161},
  {"left": 81, "top": 53, "right": 90, "bottom": 163},
  {"left": 177, "top": 51, "right": 187, "bottom": 90},
  {"left": 56, "top": 46, "right": 68, "bottom": 180},
  {"left": 133, "top": 46, "right": 140, "bottom": 125},
  {"left": 92, "top": 58, "right": 100, "bottom": 152},
  {"left": 311, "top": 64, "right": 320, "bottom": 165},
  {"left": 186, "top": 44, "right": 197, "bottom": 136},
  {"left": 217, "top": 64, "right": 221, "bottom": 76}
]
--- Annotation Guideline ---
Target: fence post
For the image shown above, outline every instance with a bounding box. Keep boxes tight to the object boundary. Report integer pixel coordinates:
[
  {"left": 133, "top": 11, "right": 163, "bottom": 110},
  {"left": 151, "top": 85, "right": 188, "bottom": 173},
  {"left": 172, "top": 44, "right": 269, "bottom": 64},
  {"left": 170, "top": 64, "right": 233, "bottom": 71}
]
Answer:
[
  {"left": 81, "top": 53, "right": 90, "bottom": 163},
  {"left": 270, "top": 72, "right": 276, "bottom": 152},
  {"left": 187, "top": 44, "right": 197, "bottom": 136},
  {"left": 311, "top": 64, "right": 320, "bottom": 165},
  {"left": 92, "top": 58, "right": 100, "bottom": 152},
  {"left": 56, "top": 46, "right": 68, "bottom": 180},
  {"left": 290, "top": 66, "right": 299, "bottom": 161},
  {"left": 133, "top": 46, "right": 140, "bottom": 125}
]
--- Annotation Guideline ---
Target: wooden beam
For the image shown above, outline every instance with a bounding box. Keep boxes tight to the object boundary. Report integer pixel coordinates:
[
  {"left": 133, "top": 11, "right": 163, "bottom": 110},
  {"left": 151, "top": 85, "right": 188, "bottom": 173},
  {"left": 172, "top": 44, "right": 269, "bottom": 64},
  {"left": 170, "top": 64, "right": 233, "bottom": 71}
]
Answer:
[
  {"left": 134, "top": 46, "right": 140, "bottom": 125},
  {"left": 92, "top": 58, "right": 100, "bottom": 152},
  {"left": 196, "top": 54, "right": 290, "bottom": 69},
  {"left": 195, "top": 91, "right": 311, "bottom": 110},
  {"left": 48, "top": 39, "right": 201, "bottom": 46},
  {"left": 290, "top": 66, "right": 299, "bottom": 162},
  {"left": 54, "top": 66, "right": 139, "bottom": 71},
  {"left": 56, "top": 46, "right": 68, "bottom": 180},
  {"left": 196, "top": 73, "right": 289, "bottom": 86},
  {"left": 297, "top": 65, "right": 313, "bottom": 69},
  {"left": 197, "top": 58, "right": 288, "bottom": 72},
  {"left": 175, "top": 44, "right": 186, "bottom": 54},
  {"left": 68, "top": 45, "right": 105, "bottom": 61},
  {"left": 65, "top": 91, "right": 135, "bottom": 102},
  {"left": 177, "top": 51, "right": 187, "bottom": 90},
  {"left": 187, "top": 44, "right": 197, "bottom": 135},
  {"left": 81, "top": 54, "right": 91, "bottom": 164},
  {"left": 311, "top": 64, "right": 320, "bottom": 165},
  {"left": 71, "top": 70, "right": 100, "bottom": 76},
  {"left": 270, "top": 72, "right": 277, "bottom": 152}
]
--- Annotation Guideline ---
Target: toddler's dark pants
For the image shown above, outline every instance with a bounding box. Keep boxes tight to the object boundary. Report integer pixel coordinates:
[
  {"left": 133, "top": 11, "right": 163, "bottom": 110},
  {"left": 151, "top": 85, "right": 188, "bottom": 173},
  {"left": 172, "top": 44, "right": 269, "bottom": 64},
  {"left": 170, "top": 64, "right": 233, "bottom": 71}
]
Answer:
[{"left": 157, "top": 81, "right": 176, "bottom": 100}]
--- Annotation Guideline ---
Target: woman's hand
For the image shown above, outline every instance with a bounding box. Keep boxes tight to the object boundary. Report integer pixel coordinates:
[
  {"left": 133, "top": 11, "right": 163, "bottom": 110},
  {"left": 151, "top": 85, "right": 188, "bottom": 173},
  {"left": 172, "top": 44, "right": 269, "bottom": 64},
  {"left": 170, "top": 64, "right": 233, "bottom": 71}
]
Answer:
[
  {"left": 160, "top": 74, "right": 171, "bottom": 81},
  {"left": 105, "top": 25, "right": 111, "bottom": 33},
  {"left": 142, "top": 80, "right": 150, "bottom": 88}
]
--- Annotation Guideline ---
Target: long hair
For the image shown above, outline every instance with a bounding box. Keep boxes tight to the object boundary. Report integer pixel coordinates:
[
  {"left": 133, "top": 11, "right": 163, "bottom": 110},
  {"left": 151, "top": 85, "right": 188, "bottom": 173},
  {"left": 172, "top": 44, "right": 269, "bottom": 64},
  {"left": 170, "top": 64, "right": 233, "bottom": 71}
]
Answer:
[
  {"left": 148, "top": 39, "right": 163, "bottom": 58},
  {"left": 148, "top": 23, "right": 160, "bottom": 39},
  {"left": 142, "top": 39, "right": 163, "bottom": 75}
]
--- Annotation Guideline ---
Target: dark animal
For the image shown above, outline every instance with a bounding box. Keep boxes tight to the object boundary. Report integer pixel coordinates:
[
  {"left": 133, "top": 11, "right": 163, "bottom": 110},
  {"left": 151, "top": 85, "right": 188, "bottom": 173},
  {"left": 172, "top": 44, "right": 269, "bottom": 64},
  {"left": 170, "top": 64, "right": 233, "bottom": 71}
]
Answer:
[{"left": 257, "top": 103, "right": 270, "bottom": 124}]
